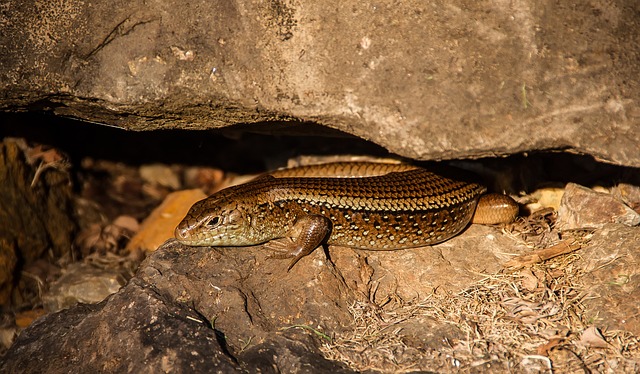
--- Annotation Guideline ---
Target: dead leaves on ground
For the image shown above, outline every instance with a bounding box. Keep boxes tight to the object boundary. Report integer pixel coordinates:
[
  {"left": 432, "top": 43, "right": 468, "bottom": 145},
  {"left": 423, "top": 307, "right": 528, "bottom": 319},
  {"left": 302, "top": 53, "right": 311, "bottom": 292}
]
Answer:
[{"left": 74, "top": 215, "right": 140, "bottom": 257}]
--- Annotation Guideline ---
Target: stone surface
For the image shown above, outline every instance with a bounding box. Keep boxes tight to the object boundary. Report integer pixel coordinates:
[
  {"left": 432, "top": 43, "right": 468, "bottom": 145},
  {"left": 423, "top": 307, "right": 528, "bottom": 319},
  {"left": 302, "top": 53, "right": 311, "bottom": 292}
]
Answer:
[
  {"left": 1, "top": 223, "right": 526, "bottom": 372},
  {"left": 1, "top": 240, "right": 357, "bottom": 373},
  {"left": 1, "top": 1, "right": 639, "bottom": 166},
  {"left": 578, "top": 224, "right": 640, "bottom": 336},
  {"left": 42, "top": 262, "right": 127, "bottom": 312},
  {"left": 2, "top": 284, "right": 244, "bottom": 373},
  {"left": 3, "top": 219, "right": 640, "bottom": 371},
  {"left": 353, "top": 224, "right": 529, "bottom": 300},
  {"left": 613, "top": 183, "right": 640, "bottom": 213},
  {"left": 557, "top": 183, "right": 640, "bottom": 230}
]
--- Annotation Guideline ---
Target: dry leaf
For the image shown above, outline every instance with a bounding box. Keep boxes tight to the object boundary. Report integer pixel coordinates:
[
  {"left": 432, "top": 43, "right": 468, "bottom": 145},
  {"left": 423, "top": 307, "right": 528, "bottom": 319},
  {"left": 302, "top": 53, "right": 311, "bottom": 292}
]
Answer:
[
  {"left": 519, "top": 268, "right": 539, "bottom": 291},
  {"left": 26, "top": 145, "right": 70, "bottom": 187},
  {"left": 579, "top": 326, "right": 609, "bottom": 349},
  {"left": 139, "top": 164, "right": 180, "bottom": 190},
  {"left": 126, "top": 189, "right": 206, "bottom": 252},
  {"left": 15, "top": 309, "right": 47, "bottom": 329},
  {"left": 26, "top": 145, "right": 65, "bottom": 165},
  {"left": 112, "top": 215, "right": 140, "bottom": 233},
  {"left": 74, "top": 223, "right": 103, "bottom": 257},
  {"left": 183, "top": 167, "right": 226, "bottom": 194},
  {"left": 74, "top": 217, "right": 139, "bottom": 257}
]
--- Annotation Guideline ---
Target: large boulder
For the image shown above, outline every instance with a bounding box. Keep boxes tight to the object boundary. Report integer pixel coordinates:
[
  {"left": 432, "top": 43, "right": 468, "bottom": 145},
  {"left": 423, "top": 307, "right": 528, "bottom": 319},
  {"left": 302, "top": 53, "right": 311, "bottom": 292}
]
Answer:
[{"left": 1, "top": 0, "right": 639, "bottom": 166}]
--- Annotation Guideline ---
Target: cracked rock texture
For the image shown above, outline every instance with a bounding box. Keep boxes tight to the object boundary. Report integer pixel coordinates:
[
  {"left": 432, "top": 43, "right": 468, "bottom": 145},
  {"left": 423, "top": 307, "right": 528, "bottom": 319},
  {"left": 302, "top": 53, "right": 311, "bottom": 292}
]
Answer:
[
  {"left": 1, "top": 225, "right": 526, "bottom": 372},
  {"left": 3, "top": 221, "right": 639, "bottom": 371},
  {"left": 1, "top": 1, "right": 639, "bottom": 166}
]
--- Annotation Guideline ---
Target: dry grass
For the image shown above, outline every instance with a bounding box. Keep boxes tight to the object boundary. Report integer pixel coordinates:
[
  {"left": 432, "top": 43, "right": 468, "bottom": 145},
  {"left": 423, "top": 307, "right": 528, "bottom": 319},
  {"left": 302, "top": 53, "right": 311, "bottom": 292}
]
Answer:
[{"left": 321, "top": 224, "right": 640, "bottom": 373}]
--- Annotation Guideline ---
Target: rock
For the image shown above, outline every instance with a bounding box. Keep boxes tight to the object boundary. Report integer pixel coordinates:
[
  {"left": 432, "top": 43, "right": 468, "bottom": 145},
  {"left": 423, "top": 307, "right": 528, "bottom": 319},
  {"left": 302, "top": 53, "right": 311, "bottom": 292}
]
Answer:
[
  {"left": 612, "top": 183, "right": 640, "bottom": 214},
  {"left": 3, "top": 218, "right": 640, "bottom": 371},
  {"left": 577, "top": 224, "right": 640, "bottom": 336},
  {"left": 1, "top": 240, "right": 355, "bottom": 373},
  {"left": 350, "top": 224, "right": 530, "bottom": 299},
  {"left": 1, "top": 284, "right": 244, "bottom": 373},
  {"left": 42, "top": 262, "right": 128, "bottom": 312},
  {"left": 0, "top": 220, "right": 527, "bottom": 371},
  {"left": 1, "top": 1, "right": 639, "bottom": 167},
  {"left": 557, "top": 183, "right": 640, "bottom": 230}
]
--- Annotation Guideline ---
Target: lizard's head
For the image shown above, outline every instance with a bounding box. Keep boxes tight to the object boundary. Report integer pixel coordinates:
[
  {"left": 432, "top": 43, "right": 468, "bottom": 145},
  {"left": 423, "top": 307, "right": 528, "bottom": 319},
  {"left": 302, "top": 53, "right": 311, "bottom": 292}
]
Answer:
[{"left": 174, "top": 196, "right": 257, "bottom": 247}]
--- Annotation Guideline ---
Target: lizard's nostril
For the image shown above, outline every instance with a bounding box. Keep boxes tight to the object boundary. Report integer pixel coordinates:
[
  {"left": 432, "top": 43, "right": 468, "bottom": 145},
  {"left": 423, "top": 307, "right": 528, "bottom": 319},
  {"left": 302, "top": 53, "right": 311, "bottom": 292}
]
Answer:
[{"left": 175, "top": 226, "right": 189, "bottom": 240}]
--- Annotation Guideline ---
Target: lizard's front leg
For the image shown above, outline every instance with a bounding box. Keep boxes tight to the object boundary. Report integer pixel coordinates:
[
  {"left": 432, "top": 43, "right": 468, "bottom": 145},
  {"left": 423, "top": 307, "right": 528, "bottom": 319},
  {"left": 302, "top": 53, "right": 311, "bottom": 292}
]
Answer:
[{"left": 264, "top": 214, "right": 332, "bottom": 270}]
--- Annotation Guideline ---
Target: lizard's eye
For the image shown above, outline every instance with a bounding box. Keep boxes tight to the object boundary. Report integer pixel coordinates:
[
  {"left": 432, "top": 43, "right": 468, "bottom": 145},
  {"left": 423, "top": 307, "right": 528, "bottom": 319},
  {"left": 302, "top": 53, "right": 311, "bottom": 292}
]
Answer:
[{"left": 206, "top": 216, "right": 220, "bottom": 227}]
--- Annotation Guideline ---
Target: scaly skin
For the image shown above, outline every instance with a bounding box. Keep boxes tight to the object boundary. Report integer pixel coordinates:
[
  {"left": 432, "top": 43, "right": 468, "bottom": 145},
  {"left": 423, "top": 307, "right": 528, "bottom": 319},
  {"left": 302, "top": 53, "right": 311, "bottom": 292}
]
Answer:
[{"left": 175, "top": 162, "right": 518, "bottom": 269}]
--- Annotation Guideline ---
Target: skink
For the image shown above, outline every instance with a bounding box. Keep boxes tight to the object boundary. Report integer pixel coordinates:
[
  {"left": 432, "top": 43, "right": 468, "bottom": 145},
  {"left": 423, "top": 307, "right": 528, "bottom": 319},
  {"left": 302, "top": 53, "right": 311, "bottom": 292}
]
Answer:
[{"left": 175, "top": 162, "right": 519, "bottom": 269}]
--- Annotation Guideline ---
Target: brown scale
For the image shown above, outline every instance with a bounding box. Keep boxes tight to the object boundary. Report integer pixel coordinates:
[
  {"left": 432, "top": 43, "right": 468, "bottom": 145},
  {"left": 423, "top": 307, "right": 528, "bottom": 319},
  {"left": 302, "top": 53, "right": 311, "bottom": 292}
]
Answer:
[
  {"left": 175, "top": 162, "right": 518, "bottom": 270},
  {"left": 268, "top": 197, "right": 478, "bottom": 251}
]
